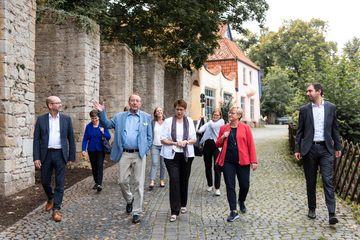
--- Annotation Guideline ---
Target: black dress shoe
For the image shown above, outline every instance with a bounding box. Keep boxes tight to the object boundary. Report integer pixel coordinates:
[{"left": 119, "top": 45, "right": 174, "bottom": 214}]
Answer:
[
  {"left": 97, "top": 185, "right": 103, "bottom": 192},
  {"left": 126, "top": 198, "right": 134, "bottom": 214},
  {"left": 132, "top": 214, "right": 141, "bottom": 224},
  {"left": 92, "top": 184, "right": 98, "bottom": 190},
  {"left": 329, "top": 213, "right": 338, "bottom": 225},
  {"left": 308, "top": 209, "right": 316, "bottom": 219},
  {"left": 239, "top": 201, "right": 247, "bottom": 213}
]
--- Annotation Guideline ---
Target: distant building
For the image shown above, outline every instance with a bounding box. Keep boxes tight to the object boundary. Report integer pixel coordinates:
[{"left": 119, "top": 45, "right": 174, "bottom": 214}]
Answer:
[{"left": 190, "top": 25, "right": 261, "bottom": 125}]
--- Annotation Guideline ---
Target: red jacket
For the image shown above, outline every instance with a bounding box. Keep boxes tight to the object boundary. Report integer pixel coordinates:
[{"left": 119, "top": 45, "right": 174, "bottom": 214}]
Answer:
[{"left": 215, "top": 122, "right": 257, "bottom": 167}]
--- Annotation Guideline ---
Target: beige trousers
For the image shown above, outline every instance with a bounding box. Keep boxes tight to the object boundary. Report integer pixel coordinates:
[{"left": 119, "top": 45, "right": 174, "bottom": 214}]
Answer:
[{"left": 118, "top": 152, "right": 146, "bottom": 215}]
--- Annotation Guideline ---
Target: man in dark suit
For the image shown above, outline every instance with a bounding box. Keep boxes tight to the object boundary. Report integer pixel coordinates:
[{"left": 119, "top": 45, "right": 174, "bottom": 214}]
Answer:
[
  {"left": 33, "top": 96, "right": 76, "bottom": 222},
  {"left": 294, "top": 83, "right": 342, "bottom": 225}
]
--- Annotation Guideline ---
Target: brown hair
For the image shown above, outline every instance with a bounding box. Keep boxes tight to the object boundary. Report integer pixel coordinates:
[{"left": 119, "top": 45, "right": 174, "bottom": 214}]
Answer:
[
  {"left": 173, "top": 99, "right": 187, "bottom": 109},
  {"left": 212, "top": 108, "right": 222, "bottom": 118},
  {"left": 89, "top": 109, "right": 98, "bottom": 118},
  {"left": 153, "top": 107, "right": 165, "bottom": 120},
  {"left": 309, "top": 83, "right": 324, "bottom": 96}
]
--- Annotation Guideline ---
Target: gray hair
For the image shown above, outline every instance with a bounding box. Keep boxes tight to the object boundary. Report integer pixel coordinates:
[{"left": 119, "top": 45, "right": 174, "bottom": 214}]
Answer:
[{"left": 229, "top": 106, "right": 243, "bottom": 119}]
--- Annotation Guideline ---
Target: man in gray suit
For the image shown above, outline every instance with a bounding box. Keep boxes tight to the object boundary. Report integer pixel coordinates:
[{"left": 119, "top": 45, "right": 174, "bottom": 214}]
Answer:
[
  {"left": 294, "top": 83, "right": 342, "bottom": 225},
  {"left": 33, "top": 96, "right": 76, "bottom": 222}
]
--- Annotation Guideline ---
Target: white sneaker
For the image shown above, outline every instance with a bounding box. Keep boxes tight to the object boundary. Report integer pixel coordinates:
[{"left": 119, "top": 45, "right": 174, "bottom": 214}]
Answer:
[
  {"left": 180, "top": 207, "right": 187, "bottom": 214},
  {"left": 214, "top": 189, "right": 221, "bottom": 196},
  {"left": 206, "top": 186, "right": 213, "bottom": 192},
  {"left": 170, "top": 215, "right": 177, "bottom": 222}
]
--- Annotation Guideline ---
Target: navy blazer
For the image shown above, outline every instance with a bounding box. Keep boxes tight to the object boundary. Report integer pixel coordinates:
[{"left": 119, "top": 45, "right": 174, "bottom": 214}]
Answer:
[
  {"left": 33, "top": 113, "right": 76, "bottom": 163},
  {"left": 295, "top": 101, "right": 341, "bottom": 156}
]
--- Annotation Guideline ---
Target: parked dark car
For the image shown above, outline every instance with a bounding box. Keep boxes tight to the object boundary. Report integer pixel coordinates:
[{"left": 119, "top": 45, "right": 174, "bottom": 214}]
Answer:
[{"left": 276, "top": 116, "right": 291, "bottom": 125}]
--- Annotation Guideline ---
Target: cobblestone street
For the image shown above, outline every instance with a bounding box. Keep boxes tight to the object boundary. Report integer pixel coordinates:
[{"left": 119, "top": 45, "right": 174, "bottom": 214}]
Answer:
[{"left": 1, "top": 125, "right": 359, "bottom": 239}]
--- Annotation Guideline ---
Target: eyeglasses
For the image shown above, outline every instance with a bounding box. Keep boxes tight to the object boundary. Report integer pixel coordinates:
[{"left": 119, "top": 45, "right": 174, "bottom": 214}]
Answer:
[
  {"left": 228, "top": 112, "right": 237, "bottom": 115},
  {"left": 51, "top": 102, "right": 62, "bottom": 105}
]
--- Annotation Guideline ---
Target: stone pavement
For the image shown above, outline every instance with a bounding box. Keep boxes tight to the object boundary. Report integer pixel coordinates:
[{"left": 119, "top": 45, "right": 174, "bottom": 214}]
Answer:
[{"left": 1, "top": 125, "right": 359, "bottom": 239}]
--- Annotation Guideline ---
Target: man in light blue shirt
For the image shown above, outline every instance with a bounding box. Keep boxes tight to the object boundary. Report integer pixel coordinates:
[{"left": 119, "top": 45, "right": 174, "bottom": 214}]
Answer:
[
  {"left": 94, "top": 94, "right": 152, "bottom": 224},
  {"left": 123, "top": 113, "right": 140, "bottom": 149}
]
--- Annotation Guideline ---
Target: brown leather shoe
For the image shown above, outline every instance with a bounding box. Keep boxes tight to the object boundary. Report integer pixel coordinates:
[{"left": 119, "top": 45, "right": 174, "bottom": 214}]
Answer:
[
  {"left": 45, "top": 200, "right": 53, "bottom": 212},
  {"left": 52, "top": 210, "right": 62, "bottom": 222}
]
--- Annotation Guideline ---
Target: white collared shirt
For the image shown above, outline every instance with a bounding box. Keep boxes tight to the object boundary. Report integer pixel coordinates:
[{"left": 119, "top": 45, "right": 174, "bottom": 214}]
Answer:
[
  {"left": 48, "top": 113, "right": 62, "bottom": 149},
  {"left": 312, "top": 101, "right": 325, "bottom": 141}
]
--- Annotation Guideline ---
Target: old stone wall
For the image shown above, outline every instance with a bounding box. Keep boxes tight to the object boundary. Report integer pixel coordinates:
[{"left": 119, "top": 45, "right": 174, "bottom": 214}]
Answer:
[
  {"left": 35, "top": 10, "right": 100, "bottom": 151},
  {"left": 0, "top": 0, "right": 36, "bottom": 196},
  {"left": 133, "top": 54, "right": 164, "bottom": 114},
  {"left": 164, "top": 68, "right": 192, "bottom": 117},
  {"left": 100, "top": 42, "right": 133, "bottom": 117},
  {"left": 0, "top": 5, "right": 190, "bottom": 196}
]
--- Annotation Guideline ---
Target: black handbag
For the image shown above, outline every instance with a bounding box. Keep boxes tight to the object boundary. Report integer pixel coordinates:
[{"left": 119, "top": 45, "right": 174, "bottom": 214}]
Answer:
[
  {"left": 101, "top": 134, "right": 112, "bottom": 154},
  {"left": 194, "top": 133, "right": 203, "bottom": 156},
  {"left": 194, "top": 118, "right": 205, "bottom": 157}
]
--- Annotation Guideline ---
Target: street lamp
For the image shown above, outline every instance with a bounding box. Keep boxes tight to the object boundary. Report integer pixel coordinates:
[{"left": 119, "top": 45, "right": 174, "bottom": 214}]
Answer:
[
  {"left": 200, "top": 93, "right": 205, "bottom": 108},
  {"left": 200, "top": 93, "right": 206, "bottom": 119}
]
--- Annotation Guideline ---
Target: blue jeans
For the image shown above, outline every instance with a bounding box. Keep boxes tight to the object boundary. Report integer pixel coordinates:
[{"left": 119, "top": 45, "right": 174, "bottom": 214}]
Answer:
[{"left": 150, "top": 145, "right": 166, "bottom": 180}]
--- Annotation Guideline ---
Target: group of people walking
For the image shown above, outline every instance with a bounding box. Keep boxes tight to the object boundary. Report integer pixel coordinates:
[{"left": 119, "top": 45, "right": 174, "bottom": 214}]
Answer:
[{"left": 33, "top": 82, "right": 341, "bottom": 226}]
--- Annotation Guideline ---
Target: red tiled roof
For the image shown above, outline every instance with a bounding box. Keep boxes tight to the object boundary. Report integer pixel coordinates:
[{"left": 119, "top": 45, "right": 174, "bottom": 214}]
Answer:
[{"left": 207, "top": 38, "right": 260, "bottom": 70}]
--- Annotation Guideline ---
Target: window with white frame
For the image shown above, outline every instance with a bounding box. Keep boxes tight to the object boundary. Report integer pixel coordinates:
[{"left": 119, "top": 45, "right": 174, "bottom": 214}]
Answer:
[
  {"left": 205, "top": 88, "right": 215, "bottom": 120},
  {"left": 249, "top": 71, "right": 252, "bottom": 84},
  {"left": 250, "top": 99, "right": 255, "bottom": 120},
  {"left": 241, "top": 97, "right": 245, "bottom": 112}
]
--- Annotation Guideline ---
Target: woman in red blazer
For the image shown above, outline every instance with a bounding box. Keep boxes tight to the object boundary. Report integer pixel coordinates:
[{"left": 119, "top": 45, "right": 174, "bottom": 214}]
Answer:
[{"left": 216, "top": 106, "right": 258, "bottom": 222}]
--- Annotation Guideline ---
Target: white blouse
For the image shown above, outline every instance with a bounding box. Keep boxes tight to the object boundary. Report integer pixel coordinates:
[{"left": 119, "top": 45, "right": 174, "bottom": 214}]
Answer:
[
  {"left": 160, "top": 116, "right": 196, "bottom": 159},
  {"left": 153, "top": 121, "right": 163, "bottom": 146}
]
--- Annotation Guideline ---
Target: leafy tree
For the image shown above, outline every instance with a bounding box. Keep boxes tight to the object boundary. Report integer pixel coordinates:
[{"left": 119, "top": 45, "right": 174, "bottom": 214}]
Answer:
[
  {"left": 38, "top": 0, "right": 109, "bottom": 21},
  {"left": 322, "top": 44, "right": 360, "bottom": 142},
  {"left": 260, "top": 66, "right": 294, "bottom": 118},
  {"left": 343, "top": 37, "right": 360, "bottom": 61},
  {"left": 37, "top": 0, "right": 269, "bottom": 70},
  {"left": 235, "top": 29, "right": 260, "bottom": 55},
  {"left": 247, "top": 19, "right": 360, "bottom": 142},
  {"left": 249, "top": 19, "right": 337, "bottom": 86},
  {"left": 219, "top": 99, "right": 234, "bottom": 124}
]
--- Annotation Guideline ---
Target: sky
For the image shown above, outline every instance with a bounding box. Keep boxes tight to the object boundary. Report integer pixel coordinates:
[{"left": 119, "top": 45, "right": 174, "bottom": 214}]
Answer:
[{"left": 242, "top": 0, "right": 360, "bottom": 50}]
